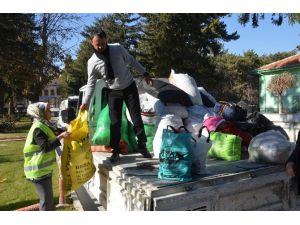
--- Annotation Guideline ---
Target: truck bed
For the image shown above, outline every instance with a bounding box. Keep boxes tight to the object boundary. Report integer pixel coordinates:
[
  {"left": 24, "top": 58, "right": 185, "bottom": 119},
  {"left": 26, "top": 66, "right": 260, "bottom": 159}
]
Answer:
[{"left": 84, "top": 152, "right": 298, "bottom": 211}]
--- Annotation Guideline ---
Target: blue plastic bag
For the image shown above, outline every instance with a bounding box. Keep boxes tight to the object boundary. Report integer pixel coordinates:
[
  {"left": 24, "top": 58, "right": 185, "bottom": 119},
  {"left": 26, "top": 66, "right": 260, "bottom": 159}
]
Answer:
[
  {"left": 214, "top": 101, "right": 247, "bottom": 122},
  {"left": 158, "top": 126, "right": 193, "bottom": 182}
]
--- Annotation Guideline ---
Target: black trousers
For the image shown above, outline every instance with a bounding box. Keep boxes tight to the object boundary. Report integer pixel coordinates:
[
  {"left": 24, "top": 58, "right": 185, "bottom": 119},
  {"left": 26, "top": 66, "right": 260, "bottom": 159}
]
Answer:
[{"left": 108, "top": 81, "right": 147, "bottom": 153}]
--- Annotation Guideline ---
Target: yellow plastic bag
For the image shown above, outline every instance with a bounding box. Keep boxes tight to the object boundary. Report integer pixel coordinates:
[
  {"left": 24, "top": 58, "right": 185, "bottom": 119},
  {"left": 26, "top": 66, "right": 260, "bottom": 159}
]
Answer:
[{"left": 61, "top": 110, "right": 96, "bottom": 196}]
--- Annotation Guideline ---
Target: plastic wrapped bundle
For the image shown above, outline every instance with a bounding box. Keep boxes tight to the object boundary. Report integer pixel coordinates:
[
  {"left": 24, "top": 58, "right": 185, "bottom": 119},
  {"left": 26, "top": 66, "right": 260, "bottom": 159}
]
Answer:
[{"left": 248, "top": 130, "right": 292, "bottom": 164}]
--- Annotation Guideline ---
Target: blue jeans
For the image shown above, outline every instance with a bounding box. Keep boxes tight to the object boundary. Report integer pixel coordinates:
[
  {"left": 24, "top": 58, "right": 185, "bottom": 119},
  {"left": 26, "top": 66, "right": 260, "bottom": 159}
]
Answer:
[{"left": 32, "top": 175, "right": 54, "bottom": 211}]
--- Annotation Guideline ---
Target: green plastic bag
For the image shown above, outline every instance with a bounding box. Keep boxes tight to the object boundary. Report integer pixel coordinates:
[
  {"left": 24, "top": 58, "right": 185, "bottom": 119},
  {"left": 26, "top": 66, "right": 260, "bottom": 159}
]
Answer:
[
  {"left": 208, "top": 131, "right": 241, "bottom": 161},
  {"left": 144, "top": 124, "right": 155, "bottom": 152},
  {"left": 127, "top": 122, "right": 138, "bottom": 153},
  {"left": 92, "top": 103, "right": 137, "bottom": 153}
]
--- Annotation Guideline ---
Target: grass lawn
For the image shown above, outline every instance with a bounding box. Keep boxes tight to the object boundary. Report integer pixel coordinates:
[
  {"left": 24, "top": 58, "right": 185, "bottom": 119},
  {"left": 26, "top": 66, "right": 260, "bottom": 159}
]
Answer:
[
  {"left": 0, "top": 129, "right": 76, "bottom": 210},
  {"left": 0, "top": 140, "right": 72, "bottom": 210}
]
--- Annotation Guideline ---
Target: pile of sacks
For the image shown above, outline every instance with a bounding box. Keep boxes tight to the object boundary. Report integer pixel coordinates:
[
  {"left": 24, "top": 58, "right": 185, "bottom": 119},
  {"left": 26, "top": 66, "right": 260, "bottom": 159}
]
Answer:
[
  {"left": 136, "top": 69, "right": 216, "bottom": 175},
  {"left": 135, "top": 69, "right": 294, "bottom": 178}
]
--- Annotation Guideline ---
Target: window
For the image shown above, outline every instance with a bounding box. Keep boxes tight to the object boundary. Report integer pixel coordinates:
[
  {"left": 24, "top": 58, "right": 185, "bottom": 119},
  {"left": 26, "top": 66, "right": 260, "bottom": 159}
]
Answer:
[
  {"left": 292, "top": 96, "right": 300, "bottom": 113},
  {"left": 50, "top": 89, "right": 55, "bottom": 96},
  {"left": 44, "top": 89, "right": 49, "bottom": 96}
]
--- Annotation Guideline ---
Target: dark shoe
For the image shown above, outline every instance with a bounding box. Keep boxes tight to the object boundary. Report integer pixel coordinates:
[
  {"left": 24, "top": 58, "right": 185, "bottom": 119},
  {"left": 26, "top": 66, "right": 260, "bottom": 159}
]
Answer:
[
  {"left": 138, "top": 147, "right": 152, "bottom": 159},
  {"left": 110, "top": 152, "right": 120, "bottom": 163}
]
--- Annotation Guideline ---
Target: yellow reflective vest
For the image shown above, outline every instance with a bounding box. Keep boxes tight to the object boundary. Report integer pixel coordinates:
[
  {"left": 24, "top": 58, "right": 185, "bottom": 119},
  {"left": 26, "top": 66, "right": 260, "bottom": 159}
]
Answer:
[{"left": 23, "top": 121, "right": 56, "bottom": 180}]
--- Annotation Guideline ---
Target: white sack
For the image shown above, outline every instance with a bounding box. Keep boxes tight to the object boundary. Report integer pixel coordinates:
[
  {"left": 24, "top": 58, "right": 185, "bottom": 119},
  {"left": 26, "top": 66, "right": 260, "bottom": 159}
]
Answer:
[
  {"left": 169, "top": 69, "right": 203, "bottom": 105},
  {"left": 126, "top": 93, "right": 158, "bottom": 125},
  {"left": 126, "top": 107, "right": 156, "bottom": 125},
  {"left": 153, "top": 114, "right": 183, "bottom": 158}
]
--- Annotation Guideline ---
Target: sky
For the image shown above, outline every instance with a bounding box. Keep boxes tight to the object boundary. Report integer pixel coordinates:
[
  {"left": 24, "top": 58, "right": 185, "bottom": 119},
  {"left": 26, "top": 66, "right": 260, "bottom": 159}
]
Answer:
[
  {"left": 222, "top": 14, "right": 300, "bottom": 55},
  {"left": 66, "top": 13, "right": 300, "bottom": 59}
]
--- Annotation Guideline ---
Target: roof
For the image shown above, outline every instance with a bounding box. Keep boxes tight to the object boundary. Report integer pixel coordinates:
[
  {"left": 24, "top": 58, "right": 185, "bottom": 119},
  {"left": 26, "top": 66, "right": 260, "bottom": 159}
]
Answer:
[{"left": 258, "top": 54, "right": 300, "bottom": 71}]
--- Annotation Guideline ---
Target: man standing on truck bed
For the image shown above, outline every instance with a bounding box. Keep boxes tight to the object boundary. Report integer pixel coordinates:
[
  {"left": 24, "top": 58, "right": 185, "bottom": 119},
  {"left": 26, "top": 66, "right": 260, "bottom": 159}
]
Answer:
[{"left": 80, "top": 29, "right": 153, "bottom": 163}]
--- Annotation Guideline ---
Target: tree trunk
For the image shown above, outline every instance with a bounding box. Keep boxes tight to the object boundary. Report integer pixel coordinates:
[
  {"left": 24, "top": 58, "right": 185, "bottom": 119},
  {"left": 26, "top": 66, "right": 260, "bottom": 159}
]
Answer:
[
  {"left": 7, "top": 100, "right": 11, "bottom": 120},
  {"left": 278, "top": 94, "right": 283, "bottom": 114}
]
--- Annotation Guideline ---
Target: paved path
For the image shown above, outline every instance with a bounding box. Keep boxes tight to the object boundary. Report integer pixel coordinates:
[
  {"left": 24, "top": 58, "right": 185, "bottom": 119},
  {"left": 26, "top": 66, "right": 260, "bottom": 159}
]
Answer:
[{"left": 0, "top": 137, "right": 26, "bottom": 142}]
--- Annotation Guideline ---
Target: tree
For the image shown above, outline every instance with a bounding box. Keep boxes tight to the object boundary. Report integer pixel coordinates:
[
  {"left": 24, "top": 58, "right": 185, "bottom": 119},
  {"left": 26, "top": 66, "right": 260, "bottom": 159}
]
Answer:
[
  {"left": 213, "top": 50, "right": 262, "bottom": 103},
  {"left": 59, "top": 41, "right": 91, "bottom": 96},
  {"left": 267, "top": 72, "right": 296, "bottom": 114},
  {"left": 29, "top": 13, "right": 82, "bottom": 101},
  {"left": 137, "top": 13, "right": 239, "bottom": 86},
  {"left": 238, "top": 13, "right": 300, "bottom": 27},
  {"left": 0, "top": 13, "right": 37, "bottom": 115},
  {"left": 61, "top": 13, "right": 143, "bottom": 96},
  {"left": 0, "top": 13, "right": 83, "bottom": 114},
  {"left": 82, "top": 14, "right": 142, "bottom": 56},
  {"left": 212, "top": 50, "right": 296, "bottom": 105}
]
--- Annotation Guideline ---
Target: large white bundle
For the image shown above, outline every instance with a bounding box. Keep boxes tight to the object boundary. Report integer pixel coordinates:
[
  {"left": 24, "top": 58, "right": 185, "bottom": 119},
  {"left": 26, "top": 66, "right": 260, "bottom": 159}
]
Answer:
[
  {"left": 145, "top": 92, "right": 160, "bottom": 107},
  {"left": 139, "top": 93, "right": 148, "bottom": 105},
  {"left": 169, "top": 69, "right": 203, "bottom": 105},
  {"left": 164, "top": 103, "right": 189, "bottom": 119},
  {"left": 153, "top": 114, "right": 183, "bottom": 158},
  {"left": 248, "top": 130, "right": 292, "bottom": 164},
  {"left": 127, "top": 93, "right": 158, "bottom": 125}
]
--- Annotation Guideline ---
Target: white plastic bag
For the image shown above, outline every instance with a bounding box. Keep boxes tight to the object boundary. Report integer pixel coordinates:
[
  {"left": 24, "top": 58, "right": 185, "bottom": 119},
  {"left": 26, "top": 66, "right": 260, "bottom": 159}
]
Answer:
[
  {"left": 184, "top": 118, "right": 202, "bottom": 138},
  {"left": 190, "top": 126, "right": 212, "bottom": 175},
  {"left": 248, "top": 130, "right": 292, "bottom": 164}
]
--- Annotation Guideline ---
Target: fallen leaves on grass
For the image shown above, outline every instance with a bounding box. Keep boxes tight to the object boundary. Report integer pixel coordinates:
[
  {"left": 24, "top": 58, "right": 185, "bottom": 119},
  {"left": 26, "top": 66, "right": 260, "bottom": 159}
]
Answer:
[{"left": 0, "top": 178, "right": 7, "bottom": 183}]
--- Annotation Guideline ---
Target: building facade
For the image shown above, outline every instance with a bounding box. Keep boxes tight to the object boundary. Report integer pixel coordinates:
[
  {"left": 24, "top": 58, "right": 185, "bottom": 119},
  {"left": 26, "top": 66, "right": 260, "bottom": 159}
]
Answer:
[
  {"left": 39, "top": 78, "right": 61, "bottom": 108},
  {"left": 257, "top": 54, "right": 300, "bottom": 113}
]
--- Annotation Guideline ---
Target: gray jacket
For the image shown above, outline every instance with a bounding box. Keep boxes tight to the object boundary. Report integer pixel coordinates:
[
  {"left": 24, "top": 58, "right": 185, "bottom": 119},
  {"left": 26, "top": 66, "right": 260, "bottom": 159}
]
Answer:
[{"left": 82, "top": 43, "right": 146, "bottom": 105}]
